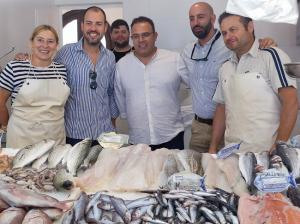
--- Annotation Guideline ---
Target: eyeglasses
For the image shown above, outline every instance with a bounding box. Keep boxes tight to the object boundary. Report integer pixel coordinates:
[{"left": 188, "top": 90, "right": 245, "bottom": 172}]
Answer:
[
  {"left": 89, "top": 70, "right": 97, "bottom": 90},
  {"left": 190, "top": 31, "right": 221, "bottom": 61},
  {"left": 131, "top": 32, "right": 153, "bottom": 41}
]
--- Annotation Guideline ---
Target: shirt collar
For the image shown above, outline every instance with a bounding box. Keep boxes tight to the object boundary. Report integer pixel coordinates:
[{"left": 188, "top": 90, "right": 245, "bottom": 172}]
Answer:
[
  {"left": 229, "top": 39, "right": 259, "bottom": 63},
  {"left": 196, "top": 29, "right": 220, "bottom": 47},
  {"left": 74, "top": 38, "right": 107, "bottom": 55}
]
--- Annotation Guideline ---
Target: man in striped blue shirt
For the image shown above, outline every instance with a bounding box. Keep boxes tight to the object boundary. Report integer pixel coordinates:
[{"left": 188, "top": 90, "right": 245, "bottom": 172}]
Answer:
[
  {"left": 209, "top": 12, "right": 298, "bottom": 153},
  {"left": 55, "top": 6, "right": 119, "bottom": 145}
]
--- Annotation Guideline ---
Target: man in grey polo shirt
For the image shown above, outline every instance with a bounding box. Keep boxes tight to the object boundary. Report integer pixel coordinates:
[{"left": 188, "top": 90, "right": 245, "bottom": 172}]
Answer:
[{"left": 209, "top": 12, "right": 298, "bottom": 153}]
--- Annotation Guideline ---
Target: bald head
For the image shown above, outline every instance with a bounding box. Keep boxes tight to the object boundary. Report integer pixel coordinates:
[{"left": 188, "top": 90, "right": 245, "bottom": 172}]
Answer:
[
  {"left": 189, "top": 2, "right": 214, "bottom": 16},
  {"left": 189, "top": 2, "right": 216, "bottom": 42}
]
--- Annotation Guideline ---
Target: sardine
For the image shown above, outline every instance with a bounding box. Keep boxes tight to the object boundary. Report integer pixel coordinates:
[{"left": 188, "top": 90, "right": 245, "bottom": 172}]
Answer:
[
  {"left": 110, "top": 196, "right": 131, "bottom": 223},
  {"left": 13, "top": 139, "right": 55, "bottom": 168},
  {"left": 74, "top": 192, "right": 89, "bottom": 222}
]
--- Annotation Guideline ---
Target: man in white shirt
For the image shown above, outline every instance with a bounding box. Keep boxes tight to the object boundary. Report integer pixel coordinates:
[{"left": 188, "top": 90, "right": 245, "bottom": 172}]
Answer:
[{"left": 114, "top": 16, "right": 187, "bottom": 150}]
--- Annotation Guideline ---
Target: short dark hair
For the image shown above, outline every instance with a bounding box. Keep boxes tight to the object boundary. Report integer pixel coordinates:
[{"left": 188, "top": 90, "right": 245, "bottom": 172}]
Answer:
[
  {"left": 131, "top": 16, "right": 155, "bottom": 33},
  {"left": 82, "top": 6, "right": 106, "bottom": 22},
  {"left": 218, "top": 12, "right": 252, "bottom": 29},
  {"left": 110, "top": 19, "right": 129, "bottom": 33}
]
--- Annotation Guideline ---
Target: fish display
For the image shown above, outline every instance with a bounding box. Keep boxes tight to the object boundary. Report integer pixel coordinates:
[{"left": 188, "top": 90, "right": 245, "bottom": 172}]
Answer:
[
  {"left": 61, "top": 189, "right": 239, "bottom": 224},
  {"left": 4, "top": 138, "right": 103, "bottom": 192}
]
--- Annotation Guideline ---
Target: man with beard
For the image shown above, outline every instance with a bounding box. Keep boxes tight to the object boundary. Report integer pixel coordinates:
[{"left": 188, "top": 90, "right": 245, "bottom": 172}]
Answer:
[
  {"left": 110, "top": 19, "right": 132, "bottom": 62},
  {"left": 178, "top": 2, "right": 275, "bottom": 153},
  {"left": 54, "top": 6, "right": 119, "bottom": 146}
]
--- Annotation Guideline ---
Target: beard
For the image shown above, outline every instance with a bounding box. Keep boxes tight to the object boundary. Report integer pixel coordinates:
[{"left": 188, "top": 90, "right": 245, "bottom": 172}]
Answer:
[
  {"left": 114, "top": 39, "right": 129, "bottom": 49},
  {"left": 192, "top": 22, "right": 212, "bottom": 39},
  {"left": 83, "top": 32, "right": 103, "bottom": 46}
]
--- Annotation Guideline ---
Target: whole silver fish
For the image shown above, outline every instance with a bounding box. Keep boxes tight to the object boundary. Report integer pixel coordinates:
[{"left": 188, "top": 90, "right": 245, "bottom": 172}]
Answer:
[
  {"left": 80, "top": 145, "right": 102, "bottom": 170},
  {"left": 74, "top": 192, "right": 89, "bottom": 222},
  {"left": 0, "top": 207, "right": 26, "bottom": 224},
  {"left": 22, "top": 209, "right": 52, "bottom": 224},
  {"left": 53, "top": 168, "right": 74, "bottom": 191},
  {"left": 274, "top": 141, "right": 297, "bottom": 174},
  {"left": 66, "top": 138, "right": 92, "bottom": 175},
  {"left": 13, "top": 139, "right": 55, "bottom": 168},
  {"left": 255, "top": 151, "right": 270, "bottom": 171},
  {"left": 47, "top": 144, "right": 72, "bottom": 168},
  {"left": 31, "top": 152, "right": 49, "bottom": 170},
  {"left": 239, "top": 152, "right": 257, "bottom": 186}
]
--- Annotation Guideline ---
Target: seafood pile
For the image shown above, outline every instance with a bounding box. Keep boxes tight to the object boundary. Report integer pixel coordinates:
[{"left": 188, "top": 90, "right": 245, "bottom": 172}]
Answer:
[
  {"left": 62, "top": 189, "right": 239, "bottom": 224},
  {"left": 11, "top": 138, "right": 102, "bottom": 176},
  {"left": 0, "top": 181, "right": 71, "bottom": 223},
  {"left": 0, "top": 167, "right": 58, "bottom": 192}
]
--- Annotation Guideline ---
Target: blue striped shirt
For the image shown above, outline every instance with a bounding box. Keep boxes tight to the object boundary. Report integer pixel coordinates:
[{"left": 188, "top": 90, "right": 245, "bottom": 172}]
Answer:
[
  {"left": 179, "top": 30, "right": 230, "bottom": 119},
  {"left": 54, "top": 38, "right": 119, "bottom": 140}
]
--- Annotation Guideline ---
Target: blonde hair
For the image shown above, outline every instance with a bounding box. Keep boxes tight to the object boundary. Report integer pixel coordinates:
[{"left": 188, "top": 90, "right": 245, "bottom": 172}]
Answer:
[{"left": 30, "top": 25, "right": 59, "bottom": 43}]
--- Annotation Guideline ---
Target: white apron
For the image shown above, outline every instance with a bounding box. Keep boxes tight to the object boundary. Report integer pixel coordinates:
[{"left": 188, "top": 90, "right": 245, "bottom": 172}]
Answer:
[
  {"left": 222, "top": 72, "right": 281, "bottom": 153},
  {"left": 6, "top": 65, "right": 70, "bottom": 148}
]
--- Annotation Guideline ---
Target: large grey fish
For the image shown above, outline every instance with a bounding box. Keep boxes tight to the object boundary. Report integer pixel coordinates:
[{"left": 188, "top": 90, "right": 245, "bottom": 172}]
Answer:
[
  {"left": 47, "top": 144, "right": 72, "bottom": 168},
  {"left": 22, "top": 209, "right": 52, "bottom": 224},
  {"left": 80, "top": 145, "right": 103, "bottom": 170},
  {"left": 0, "top": 182, "right": 72, "bottom": 211},
  {"left": 53, "top": 169, "right": 74, "bottom": 191},
  {"left": 274, "top": 141, "right": 295, "bottom": 174},
  {"left": 0, "top": 207, "right": 26, "bottom": 224},
  {"left": 255, "top": 151, "right": 270, "bottom": 171},
  {"left": 12, "top": 139, "right": 56, "bottom": 168},
  {"left": 239, "top": 152, "right": 257, "bottom": 185},
  {"left": 31, "top": 152, "right": 49, "bottom": 170},
  {"left": 66, "top": 138, "right": 92, "bottom": 175}
]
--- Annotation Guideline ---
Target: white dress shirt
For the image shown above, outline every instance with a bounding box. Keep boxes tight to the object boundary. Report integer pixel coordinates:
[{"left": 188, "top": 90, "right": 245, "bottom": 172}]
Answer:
[{"left": 115, "top": 49, "right": 185, "bottom": 145}]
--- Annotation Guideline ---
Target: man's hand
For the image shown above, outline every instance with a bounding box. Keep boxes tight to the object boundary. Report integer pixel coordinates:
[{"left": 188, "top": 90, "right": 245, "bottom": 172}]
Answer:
[
  {"left": 258, "top": 37, "right": 277, "bottom": 49},
  {"left": 14, "top": 53, "right": 30, "bottom": 61}
]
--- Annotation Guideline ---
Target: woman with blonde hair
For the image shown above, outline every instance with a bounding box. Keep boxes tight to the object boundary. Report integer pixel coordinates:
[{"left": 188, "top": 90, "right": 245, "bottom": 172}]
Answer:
[{"left": 0, "top": 25, "right": 70, "bottom": 148}]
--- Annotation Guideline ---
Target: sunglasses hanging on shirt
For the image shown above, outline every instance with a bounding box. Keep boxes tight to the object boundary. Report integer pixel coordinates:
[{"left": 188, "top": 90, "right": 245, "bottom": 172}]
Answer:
[
  {"left": 89, "top": 70, "right": 98, "bottom": 90},
  {"left": 190, "top": 31, "right": 221, "bottom": 61}
]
